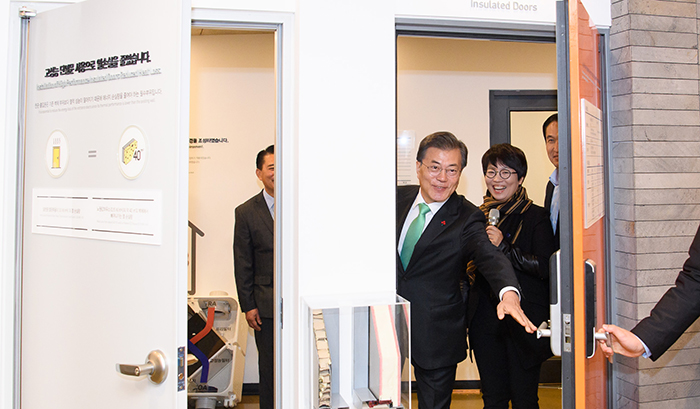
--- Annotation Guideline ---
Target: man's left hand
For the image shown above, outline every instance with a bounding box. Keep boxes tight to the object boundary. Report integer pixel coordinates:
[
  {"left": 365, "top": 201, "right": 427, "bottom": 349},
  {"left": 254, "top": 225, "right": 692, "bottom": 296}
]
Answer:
[{"left": 496, "top": 290, "right": 537, "bottom": 333}]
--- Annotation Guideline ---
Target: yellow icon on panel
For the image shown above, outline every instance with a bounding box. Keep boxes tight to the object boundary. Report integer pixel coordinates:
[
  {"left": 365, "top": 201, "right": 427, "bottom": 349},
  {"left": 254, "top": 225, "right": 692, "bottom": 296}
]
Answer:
[
  {"left": 52, "top": 146, "right": 60, "bottom": 169},
  {"left": 122, "top": 138, "right": 138, "bottom": 165}
]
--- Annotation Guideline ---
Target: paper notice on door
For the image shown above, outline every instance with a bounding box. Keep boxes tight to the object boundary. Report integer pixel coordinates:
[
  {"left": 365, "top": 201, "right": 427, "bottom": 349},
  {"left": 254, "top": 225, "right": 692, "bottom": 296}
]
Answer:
[
  {"left": 32, "top": 188, "right": 162, "bottom": 245},
  {"left": 582, "top": 99, "right": 604, "bottom": 229}
]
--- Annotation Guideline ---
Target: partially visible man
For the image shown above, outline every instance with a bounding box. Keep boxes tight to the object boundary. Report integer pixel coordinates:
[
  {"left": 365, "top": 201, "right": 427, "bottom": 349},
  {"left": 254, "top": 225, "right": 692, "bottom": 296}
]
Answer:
[
  {"left": 396, "top": 131, "right": 536, "bottom": 409},
  {"left": 234, "top": 145, "right": 274, "bottom": 409},
  {"left": 543, "top": 114, "right": 560, "bottom": 248},
  {"left": 599, "top": 224, "right": 700, "bottom": 362}
]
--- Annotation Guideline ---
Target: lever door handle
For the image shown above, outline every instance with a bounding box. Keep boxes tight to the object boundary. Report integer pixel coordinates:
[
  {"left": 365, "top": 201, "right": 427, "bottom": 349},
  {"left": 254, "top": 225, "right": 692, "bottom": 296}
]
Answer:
[
  {"left": 594, "top": 331, "right": 612, "bottom": 348},
  {"left": 117, "top": 350, "right": 168, "bottom": 384},
  {"left": 536, "top": 321, "right": 552, "bottom": 339}
]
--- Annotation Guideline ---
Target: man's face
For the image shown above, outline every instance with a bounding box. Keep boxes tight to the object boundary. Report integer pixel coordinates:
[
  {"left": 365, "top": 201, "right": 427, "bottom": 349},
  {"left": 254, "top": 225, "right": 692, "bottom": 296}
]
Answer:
[
  {"left": 545, "top": 121, "right": 559, "bottom": 169},
  {"left": 417, "top": 147, "right": 463, "bottom": 204},
  {"left": 256, "top": 153, "right": 275, "bottom": 197}
]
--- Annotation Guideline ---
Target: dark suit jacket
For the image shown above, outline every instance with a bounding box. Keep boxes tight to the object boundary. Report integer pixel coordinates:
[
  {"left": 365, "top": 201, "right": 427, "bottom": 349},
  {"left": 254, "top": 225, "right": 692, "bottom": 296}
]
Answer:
[
  {"left": 632, "top": 224, "right": 700, "bottom": 361},
  {"left": 468, "top": 203, "right": 555, "bottom": 368},
  {"left": 234, "top": 190, "right": 274, "bottom": 319},
  {"left": 544, "top": 180, "right": 560, "bottom": 249},
  {"left": 396, "top": 185, "right": 519, "bottom": 370}
]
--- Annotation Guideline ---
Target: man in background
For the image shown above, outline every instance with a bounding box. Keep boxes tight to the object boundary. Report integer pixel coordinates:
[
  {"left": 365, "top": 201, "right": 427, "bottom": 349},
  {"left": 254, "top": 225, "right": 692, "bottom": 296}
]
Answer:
[
  {"left": 234, "top": 145, "right": 274, "bottom": 409},
  {"left": 543, "top": 114, "right": 560, "bottom": 248}
]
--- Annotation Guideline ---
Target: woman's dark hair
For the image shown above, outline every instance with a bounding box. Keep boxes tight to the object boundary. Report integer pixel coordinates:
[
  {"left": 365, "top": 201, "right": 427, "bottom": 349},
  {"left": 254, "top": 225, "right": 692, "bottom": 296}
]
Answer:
[{"left": 481, "top": 143, "right": 527, "bottom": 179}]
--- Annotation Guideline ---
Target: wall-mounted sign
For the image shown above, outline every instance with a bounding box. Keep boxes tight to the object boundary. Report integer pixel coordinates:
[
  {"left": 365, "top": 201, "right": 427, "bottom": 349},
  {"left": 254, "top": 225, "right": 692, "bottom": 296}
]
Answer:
[
  {"left": 396, "top": 0, "right": 556, "bottom": 25},
  {"left": 45, "top": 130, "right": 69, "bottom": 177},
  {"left": 118, "top": 125, "right": 148, "bottom": 179}
]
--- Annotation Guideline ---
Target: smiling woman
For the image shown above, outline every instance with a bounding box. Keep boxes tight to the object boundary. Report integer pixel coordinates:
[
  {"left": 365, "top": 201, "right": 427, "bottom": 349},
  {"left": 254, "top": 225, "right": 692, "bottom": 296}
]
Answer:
[{"left": 467, "top": 143, "right": 556, "bottom": 408}]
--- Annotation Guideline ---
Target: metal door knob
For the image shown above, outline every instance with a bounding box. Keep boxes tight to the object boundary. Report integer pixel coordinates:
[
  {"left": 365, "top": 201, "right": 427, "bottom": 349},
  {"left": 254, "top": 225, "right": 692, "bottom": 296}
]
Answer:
[{"left": 117, "top": 350, "right": 168, "bottom": 384}]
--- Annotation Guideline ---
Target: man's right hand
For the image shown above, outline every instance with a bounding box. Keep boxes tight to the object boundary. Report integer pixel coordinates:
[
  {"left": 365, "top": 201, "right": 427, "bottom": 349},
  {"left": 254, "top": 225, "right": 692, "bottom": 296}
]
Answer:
[
  {"left": 598, "top": 324, "right": 645, "bottom": 361},
  {"left": 246, "top": 308, "right": 262, "bottom": 331}
]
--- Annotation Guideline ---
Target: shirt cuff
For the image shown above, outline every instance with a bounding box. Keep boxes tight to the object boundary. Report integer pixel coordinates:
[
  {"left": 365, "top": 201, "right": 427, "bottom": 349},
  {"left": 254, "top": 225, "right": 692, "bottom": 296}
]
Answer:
[
  {"left": 634, "top": 334, "right": 652, "bottom": 358},
  {"left": 499, "top": 286, "right": 521, "bottom": 301}
]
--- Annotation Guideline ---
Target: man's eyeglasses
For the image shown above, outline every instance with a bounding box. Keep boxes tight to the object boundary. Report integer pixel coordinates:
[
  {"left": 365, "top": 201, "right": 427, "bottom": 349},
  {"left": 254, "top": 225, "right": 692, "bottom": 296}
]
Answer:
[
  {"left": 420, "top": 162, "right": 461, "bottom": 178},
  {"left": 485, "top": 168, "right": 516, "bottom": 179}
]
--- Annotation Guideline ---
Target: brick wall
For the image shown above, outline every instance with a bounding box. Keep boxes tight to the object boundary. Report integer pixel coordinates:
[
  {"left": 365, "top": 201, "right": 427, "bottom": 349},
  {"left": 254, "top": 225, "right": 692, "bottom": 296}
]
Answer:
[{"left": 610, "top": 0, "right": 700, "bottom": 407}]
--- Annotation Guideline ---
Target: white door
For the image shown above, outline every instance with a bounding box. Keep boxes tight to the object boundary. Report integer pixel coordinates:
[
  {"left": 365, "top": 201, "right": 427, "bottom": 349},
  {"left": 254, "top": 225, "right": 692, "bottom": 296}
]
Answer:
[{"left": 20, "top": 0, "right": 189, "bottom": 407}]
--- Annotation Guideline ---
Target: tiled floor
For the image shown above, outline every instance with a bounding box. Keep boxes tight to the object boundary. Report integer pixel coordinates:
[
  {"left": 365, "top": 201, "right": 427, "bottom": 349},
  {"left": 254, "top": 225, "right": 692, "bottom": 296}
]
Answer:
[{"left": 235, "top": 386, "right": 562, "bottom": 408}]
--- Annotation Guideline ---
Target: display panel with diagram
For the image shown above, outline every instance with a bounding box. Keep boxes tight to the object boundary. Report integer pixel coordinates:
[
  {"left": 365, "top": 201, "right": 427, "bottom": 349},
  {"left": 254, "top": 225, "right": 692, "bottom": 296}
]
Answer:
[{"left": 305, "top": 294, "right": 410, "bottom": 409}]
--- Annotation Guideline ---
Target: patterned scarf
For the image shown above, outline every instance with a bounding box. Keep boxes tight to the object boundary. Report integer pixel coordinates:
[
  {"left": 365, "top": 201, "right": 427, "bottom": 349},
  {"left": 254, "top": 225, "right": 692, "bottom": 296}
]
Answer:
[
  {"left": 465, "top": 185, "right": 532, "bottom": 280},
  {"left": 479, "top": 185, "right": 533, "bottom": 243}
]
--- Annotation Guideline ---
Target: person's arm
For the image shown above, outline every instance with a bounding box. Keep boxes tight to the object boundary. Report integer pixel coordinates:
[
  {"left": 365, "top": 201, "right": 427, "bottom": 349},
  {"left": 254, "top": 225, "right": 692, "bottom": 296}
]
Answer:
[
  {"left": 233, "top": 206, "right": 261, "bottom": 331},
  {"left": 600, "top": 225, "right": 700, "bottom": 361},
  {"left": 489, "top": 211, "right": 555, "bottom": 280},
  {"left": 463, "top": 211, "right": 536, "bottom": 333}
]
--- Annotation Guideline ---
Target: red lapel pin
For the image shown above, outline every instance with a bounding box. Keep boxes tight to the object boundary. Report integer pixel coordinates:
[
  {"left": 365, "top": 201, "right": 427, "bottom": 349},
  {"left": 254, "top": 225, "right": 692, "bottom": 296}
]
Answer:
[{"left": 441, "top": 220, "right": 446, "bottom": 225}]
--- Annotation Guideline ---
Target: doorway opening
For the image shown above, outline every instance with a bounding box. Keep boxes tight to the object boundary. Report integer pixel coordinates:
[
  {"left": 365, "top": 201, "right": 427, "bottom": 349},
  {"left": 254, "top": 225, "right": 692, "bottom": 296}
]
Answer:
[
  {"left": 188, "top": 25, "right": 278, "bottom": 408},
  {"left": 396, "top": 31, "right": 562, "bottom": 408}
]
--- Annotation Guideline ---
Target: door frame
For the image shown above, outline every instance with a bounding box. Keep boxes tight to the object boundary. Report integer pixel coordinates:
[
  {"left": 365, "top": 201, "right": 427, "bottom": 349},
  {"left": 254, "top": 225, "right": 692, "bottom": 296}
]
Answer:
[
  {"left": 488, "top": 89, "right": 557, "bottom": 146},
  {"left": 4, "top": 5, "right": 73, "bottom": 408},
  {"left": 190, "top": 10, "right": 296, "bottom": 407},
  {"left": 3, "top": 4, "right": 295, "bottom": 408}
]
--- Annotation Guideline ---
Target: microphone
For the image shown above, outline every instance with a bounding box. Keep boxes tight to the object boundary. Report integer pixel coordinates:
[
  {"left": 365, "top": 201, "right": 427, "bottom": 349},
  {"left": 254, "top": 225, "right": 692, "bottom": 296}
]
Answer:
[{"left": 488, "top": 209, "right": 500, "bottom": 226}]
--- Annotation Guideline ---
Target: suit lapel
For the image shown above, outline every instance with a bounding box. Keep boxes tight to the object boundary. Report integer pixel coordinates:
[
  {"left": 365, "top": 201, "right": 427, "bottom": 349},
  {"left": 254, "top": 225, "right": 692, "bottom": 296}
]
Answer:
[
  {"left": 397, "top": 192, "right": 414, "bottom": 241},
  {"left": 396, "top": 186, "right": 419, "bottom": 276},
  {"left": 254, "top": 191, "right": 274, "bottom": 235}
]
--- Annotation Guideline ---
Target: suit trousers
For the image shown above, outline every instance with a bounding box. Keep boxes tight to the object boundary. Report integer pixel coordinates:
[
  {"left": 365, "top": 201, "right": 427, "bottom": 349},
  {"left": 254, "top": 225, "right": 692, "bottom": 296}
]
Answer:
[
  {"left": 413, "top": 362, "right": 457, "bottom": 409},
  {"left": 470, "top": 297, "right": 542, "bottom": 409},
  {"left": 255, "top": 317, "right": 274, "bottom": 409}
]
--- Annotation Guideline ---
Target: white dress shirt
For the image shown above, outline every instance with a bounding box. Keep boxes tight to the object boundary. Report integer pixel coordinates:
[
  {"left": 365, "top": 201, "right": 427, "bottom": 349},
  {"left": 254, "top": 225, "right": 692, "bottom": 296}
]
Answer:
[{"left": 263, "top": 189, "right": 274, "bottom": 219}]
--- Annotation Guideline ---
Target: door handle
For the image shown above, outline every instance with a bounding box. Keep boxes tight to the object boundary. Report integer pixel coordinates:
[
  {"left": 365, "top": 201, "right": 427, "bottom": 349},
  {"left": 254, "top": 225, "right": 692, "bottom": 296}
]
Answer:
[
  {"left": 594, "top": 331, "right": 611, "bottom": 348},
  {"left": 117, "top": 350, "right": 168, "bottom": 384}
]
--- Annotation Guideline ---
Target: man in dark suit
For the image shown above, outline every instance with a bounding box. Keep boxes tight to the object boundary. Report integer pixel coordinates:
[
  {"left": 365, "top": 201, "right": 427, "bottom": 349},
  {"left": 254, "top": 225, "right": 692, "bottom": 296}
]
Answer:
[
  {"left": 599, "top": 224, "right": 700, "bottom": 361},
  {"left": 543, "top": 113, "right": 560, "bottom": 248},
  {"left": 234, "top": 145, "right": 274, "bottom": 409},
  {"left": 397, "top": 132, "right": 536, "bottom": 409}
]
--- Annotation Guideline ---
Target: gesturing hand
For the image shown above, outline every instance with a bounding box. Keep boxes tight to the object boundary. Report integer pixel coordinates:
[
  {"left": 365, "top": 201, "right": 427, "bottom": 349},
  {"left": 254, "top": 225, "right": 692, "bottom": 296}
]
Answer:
[{"left": 496, "top": 290, "right": 537, "bottom": 333}]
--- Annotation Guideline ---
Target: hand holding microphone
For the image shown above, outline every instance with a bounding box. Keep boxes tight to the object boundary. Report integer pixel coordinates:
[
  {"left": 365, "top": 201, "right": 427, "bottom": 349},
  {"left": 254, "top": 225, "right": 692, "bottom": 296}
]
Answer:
[{"left": 486, "top": 208, "right": 503, "bottom": 246}]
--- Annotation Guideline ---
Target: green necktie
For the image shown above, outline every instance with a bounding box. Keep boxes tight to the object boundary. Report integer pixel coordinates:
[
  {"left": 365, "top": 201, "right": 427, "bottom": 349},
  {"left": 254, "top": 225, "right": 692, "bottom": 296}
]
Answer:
[{"left": 401, "top": 203, "right": 431, "bottom": 269}]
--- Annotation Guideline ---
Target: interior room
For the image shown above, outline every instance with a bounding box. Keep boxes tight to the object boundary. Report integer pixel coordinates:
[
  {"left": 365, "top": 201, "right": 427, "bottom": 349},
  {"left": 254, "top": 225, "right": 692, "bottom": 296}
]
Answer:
[
  {"left": 397, "top": 35, "right": 562, "bottom": 408},
  {"left": 188, "top": 27, "right": 276, "bottom": 405}
]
